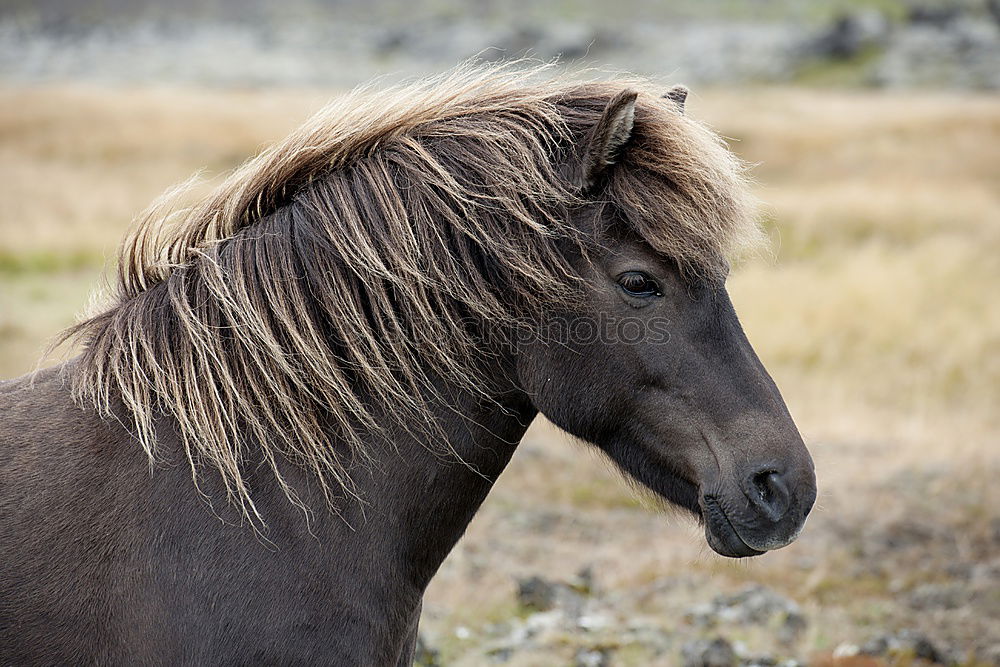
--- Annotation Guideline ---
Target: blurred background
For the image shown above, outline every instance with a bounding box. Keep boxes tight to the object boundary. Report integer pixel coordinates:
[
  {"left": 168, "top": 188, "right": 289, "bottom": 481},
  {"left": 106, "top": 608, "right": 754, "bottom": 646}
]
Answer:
[{"left": 0, "top": 1, "right": 998, "bottom": 665}]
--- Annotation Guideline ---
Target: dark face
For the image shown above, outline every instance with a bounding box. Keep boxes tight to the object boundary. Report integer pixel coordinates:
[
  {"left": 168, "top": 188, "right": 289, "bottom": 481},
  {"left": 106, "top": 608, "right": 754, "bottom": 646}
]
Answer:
[{"left": 515, "top": 228, "right": 817, "bottom": 558}]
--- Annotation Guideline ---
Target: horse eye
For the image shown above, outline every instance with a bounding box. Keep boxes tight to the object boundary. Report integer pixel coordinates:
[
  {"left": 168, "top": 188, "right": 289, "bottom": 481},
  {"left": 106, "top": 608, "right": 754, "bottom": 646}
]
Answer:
[{"left": 617, "top": 271, "right": 661, "bottom": 298}]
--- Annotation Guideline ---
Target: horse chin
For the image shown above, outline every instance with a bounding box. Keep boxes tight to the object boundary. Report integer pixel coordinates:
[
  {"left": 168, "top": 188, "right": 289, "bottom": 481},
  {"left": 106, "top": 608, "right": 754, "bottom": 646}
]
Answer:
[{"left": 701, "top": 495, "right": 766, "bottom": 559}]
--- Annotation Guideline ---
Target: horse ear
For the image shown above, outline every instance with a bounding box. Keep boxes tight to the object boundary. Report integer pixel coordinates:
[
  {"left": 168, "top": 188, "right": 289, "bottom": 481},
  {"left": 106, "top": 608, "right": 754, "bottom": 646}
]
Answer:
[
  {"left": 663, "top": 85, "right": 688, "bottom": 113},
  {"left": 578, "top": 89, "right": 638, "bottom": 191}
]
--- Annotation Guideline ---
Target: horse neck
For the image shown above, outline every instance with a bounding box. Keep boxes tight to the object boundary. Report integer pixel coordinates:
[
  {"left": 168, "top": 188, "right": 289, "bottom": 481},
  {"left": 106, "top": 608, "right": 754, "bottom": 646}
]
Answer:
[{"left": 333, "top": 372, "right": 537, "bottom": 591}]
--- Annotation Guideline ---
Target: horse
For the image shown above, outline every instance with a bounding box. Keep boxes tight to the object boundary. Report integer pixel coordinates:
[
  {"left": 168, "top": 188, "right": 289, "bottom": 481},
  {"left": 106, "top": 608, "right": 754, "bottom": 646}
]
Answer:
[{"left": 0, "top": 65, "right": 816, "bottom": 664}]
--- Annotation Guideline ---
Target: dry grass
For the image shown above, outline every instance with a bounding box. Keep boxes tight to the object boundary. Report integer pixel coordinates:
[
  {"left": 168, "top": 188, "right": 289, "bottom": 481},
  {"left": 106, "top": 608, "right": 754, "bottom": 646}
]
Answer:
[
  {"left": 0, "top": 85, "right": 328, "bottom": 376},
  {"left": 0, "top": 86, "right": 329, "bottom": 261},
  {"left": 0, "top": 83, "right": 998, "bottom": 663}
]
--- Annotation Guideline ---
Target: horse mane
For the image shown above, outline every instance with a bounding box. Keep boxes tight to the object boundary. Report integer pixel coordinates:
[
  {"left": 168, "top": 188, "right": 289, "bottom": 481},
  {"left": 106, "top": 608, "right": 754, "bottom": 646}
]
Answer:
[{"left": 61, "top": 63, "right": 758, "bottom": 522}]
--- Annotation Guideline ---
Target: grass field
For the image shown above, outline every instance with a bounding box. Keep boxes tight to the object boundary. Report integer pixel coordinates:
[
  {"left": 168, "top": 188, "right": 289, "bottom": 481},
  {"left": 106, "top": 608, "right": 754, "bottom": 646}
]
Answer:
[{"left": 1, "top": 84, "right": 998, "bottom": 664}]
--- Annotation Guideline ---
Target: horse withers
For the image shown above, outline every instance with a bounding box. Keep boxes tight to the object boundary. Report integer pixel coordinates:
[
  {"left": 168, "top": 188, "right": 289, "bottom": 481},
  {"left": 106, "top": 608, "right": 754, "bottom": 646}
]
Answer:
[{"left": 0, "top": 66, "right": 816, "bottom": 664}]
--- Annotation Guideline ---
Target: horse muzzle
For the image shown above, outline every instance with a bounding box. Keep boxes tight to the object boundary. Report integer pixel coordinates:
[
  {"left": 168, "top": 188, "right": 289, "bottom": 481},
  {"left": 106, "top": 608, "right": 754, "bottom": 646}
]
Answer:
[{"left": 700, "top": 463, "right": 817, "bottom": 558}]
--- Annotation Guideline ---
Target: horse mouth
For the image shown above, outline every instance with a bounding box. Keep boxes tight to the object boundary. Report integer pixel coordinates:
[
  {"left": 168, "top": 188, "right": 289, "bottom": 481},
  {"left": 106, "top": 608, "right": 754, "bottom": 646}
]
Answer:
[{"left": 701, "top": 495, "right": 765, "bottom": 558}]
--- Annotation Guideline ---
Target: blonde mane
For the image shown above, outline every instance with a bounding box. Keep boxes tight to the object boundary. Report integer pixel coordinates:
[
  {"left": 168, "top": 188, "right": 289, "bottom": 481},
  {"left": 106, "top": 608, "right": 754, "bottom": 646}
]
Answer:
[{"left": 63, "top": 63, "right": 758, "bottom": 521}]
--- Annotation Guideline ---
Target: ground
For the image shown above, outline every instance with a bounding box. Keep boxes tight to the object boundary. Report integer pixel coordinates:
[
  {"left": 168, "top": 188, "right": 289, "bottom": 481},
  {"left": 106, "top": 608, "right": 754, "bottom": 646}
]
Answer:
[{"left": 0, "top": 84, "right": 997, "bottom": 665}]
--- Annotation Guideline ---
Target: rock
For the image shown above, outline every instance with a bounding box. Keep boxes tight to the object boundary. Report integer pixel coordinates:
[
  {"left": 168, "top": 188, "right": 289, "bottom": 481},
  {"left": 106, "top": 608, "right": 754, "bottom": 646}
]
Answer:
[
  {"left": 686, "top": 585, "right": 807, "bottom": 644},
  {"left": 872, "top": 17, "right": 1000, "bottom": 89},
  {"left": 871, "top": 518, "right": 939, "bottom": 553},
  {"left": 536, "top": 22, "right": 598, "bottom": 60},
  {"left": 988, "top": 0, "right": 1000, "bottom": 26},
  {"left": 806, "top": 10, "right": 891, "bottom": 60},
  {"left": 686, "top": 602, "right": 720, "bottom": 629},
  {"left": 907, "top": 4, "right": 962, "bottom": 28},
  {"left": 776, "top": 610, "right": 808, "bottom": 646},
  {"left": 4, "top": 8, "right": 999, "bottom": 90},
  {"left": 413, "top": 634, "right": 441, "bottom": 667},
  {"left": 742, "top": 659, "right": 803, "bottom": 667},
  {"left": 622, "top": 617, "right": 674, "bottom": 653},
  {"left": 485, "top": 645, "right": 515, "bottom": 662},
  {"left": 516, "top": 576, "right": 559, "bottom": 612},
  {"left": 717, "top": 586, "right": 803, "bottom": 625},
  {"left": 569, "top": 566, "right": 596, "bottom": 596},
  {"left": 970, "top": 559, "right": 1000, "bottom": 583},
  {"left": 515, "top": 572, "right": 589, "bottom": 617},
  {"left": 523, "top": 609, "right": 566, "bottom": 636},
  {"left": 574, "top": 647, "right": 613, "bottom": 667},
  {"left": 577, "top": 612, "right": 614, "bottom": 632},
  {"left": 480, "top": 610, "right": 567, "bottom": 663},
  {"left": 681, "top": 637, "right": 738, "bottom": 667},
  {"left": 482, "top": 22, "right": 600, "bottom": 62},
  {"left": 861, "top": 629, "right": 946, "bottom": 664},
  {"left": 981, "top": 643, "right": 1000, "bottom": 665},
  {"left": 907, "top": 582, "right": 965, "bottom": 610},
  {"left": 832, "top": 643, "right": 860, "bottom": 658}
]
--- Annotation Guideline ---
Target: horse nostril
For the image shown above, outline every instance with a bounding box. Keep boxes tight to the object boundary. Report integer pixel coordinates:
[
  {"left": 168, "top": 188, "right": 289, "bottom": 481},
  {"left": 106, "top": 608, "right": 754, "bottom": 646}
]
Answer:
[
  {"left": 752, "top": 470, "right": 777, "bottom": 501},
  {"left": 746, "top": 468, "right": 791, "bottom": 523}
]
